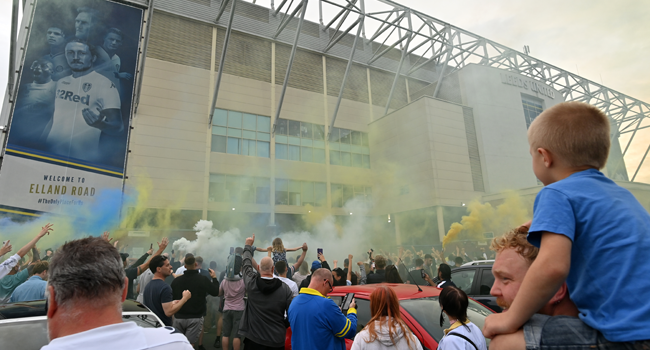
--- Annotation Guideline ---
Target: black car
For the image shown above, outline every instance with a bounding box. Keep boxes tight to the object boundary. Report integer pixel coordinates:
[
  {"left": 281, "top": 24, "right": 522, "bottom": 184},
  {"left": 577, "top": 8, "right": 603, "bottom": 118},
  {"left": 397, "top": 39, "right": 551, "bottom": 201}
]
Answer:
[
  {"left": 0, "top": 300, "right": 164, "bottom": 349},
  {"left": 450, "top": 263, "right": 501, "bottom": 312}
]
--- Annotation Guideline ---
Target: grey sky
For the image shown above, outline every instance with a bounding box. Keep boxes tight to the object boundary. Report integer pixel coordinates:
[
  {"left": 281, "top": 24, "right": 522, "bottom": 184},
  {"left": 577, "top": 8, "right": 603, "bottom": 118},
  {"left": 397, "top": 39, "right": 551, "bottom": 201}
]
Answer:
[{"left": 1, "top": 0, "right": 648, "bottom": 181}]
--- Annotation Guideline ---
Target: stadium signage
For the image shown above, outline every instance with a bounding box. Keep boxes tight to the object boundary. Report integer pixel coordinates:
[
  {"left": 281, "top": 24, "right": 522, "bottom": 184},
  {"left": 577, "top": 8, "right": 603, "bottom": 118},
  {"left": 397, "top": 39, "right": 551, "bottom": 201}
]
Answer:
[
  {"left": 500, "top": 73, "right": 555, "bottom": 99},
  {"left": 0, "top": 0, "right": 145, "bottom": 216}
]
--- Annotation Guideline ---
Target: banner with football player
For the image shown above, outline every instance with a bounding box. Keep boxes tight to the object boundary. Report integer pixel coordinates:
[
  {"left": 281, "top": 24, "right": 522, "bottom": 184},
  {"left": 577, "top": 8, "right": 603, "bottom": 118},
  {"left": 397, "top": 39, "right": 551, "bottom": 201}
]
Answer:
[{"left": 0, "top": 0, "right": 144, "bottom": 216}]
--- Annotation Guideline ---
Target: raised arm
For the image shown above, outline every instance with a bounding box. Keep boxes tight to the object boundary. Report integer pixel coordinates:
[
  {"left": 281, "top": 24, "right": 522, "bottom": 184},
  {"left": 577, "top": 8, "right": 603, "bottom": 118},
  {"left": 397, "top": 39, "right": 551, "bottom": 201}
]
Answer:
[
  {"left": 135, "top": 238, "right": 169, "bottom": 277},
  {"left": 346, "top": 255, "right": 353, "bottom": 284},
  {"left": 162, "top": 290, "right": 191, "bottom": 317},
  {"left": 357, "top": 262, "right": 367, "bottom": 285},
  {"left": 285, "top": 246, "right": 302, "bottom": 252},
  {"left": 293, "top": 243, "right": 308, "bottom": 270},
  {"left": 17, "top": 224, "right": 53, "bottom": 258},
  {"left": 243, "top": 235, "right": 259, "bottom": 282}
]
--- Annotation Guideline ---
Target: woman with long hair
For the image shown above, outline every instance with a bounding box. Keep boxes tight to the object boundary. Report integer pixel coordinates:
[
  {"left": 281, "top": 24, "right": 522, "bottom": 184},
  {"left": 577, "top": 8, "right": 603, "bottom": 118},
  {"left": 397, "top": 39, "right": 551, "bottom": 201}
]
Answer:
[
  {"left": 437, "top": 286, "right": 487, "bottom": 350},
  {"left": 351, "top": 286, "right": 423, "bottom": 350},
  {"left": 385, "top": 265, "right": 403, "bottom": 283}
]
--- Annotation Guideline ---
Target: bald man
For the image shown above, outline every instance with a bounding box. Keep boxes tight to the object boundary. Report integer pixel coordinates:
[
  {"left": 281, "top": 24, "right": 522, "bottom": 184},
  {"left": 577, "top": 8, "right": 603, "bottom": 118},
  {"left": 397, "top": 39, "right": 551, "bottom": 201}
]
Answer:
[{"left": 239, "top": 234, "right": 293, "bottom": 350}]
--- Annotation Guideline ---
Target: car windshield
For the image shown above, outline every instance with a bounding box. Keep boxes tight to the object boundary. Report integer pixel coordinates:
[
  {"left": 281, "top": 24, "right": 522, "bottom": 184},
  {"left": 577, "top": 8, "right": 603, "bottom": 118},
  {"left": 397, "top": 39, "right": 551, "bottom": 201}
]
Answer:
[{"left": 400, "top": 296, "right": 492, "bottom": 345}]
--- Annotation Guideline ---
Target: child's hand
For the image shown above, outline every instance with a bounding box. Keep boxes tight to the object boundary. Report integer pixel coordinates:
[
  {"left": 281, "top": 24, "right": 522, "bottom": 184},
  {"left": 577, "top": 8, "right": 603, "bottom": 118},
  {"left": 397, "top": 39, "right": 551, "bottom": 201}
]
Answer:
[{"left": 482, "top": 312, "right": 519, "bottom": 339}]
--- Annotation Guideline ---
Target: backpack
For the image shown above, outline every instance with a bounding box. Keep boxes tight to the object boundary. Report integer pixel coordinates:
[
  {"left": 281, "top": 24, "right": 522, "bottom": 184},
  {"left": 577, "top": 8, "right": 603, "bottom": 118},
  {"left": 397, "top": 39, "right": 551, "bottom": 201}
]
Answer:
[{"left": 226, "top": 249, "right": 243, "bottom": 281}]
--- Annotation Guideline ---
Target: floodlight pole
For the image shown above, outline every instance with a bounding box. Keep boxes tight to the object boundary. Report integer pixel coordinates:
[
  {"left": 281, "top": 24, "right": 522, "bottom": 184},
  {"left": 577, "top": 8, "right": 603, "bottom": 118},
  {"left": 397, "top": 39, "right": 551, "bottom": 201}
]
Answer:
[
  {"left": 272, "top": 0, "right": 308, "bottom": 132},
  {"left": 328, "top": 16, "right": 364, "bottom": 139},
  {"left": 208, "top": 0, "right": 236, "bottom": 125}
]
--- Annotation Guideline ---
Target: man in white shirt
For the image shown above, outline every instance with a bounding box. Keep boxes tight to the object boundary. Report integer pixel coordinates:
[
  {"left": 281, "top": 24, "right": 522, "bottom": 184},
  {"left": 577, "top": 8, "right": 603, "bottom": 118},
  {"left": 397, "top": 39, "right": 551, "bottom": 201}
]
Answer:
[
  {"left": 45, "top": 39, "right": 123, "bottom": 162},
  {"left": 42, "top": 236, "right": 192, "bottom": 350},
  {"left": 274, "top": 243, "right": 307, "bottom": 297}
]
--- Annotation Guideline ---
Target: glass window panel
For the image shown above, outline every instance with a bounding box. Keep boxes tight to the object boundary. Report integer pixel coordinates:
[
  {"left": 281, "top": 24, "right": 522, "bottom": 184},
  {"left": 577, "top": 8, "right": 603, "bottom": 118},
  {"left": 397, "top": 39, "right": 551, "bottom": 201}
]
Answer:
[
  {"left": 352, "top": 153, "right": 362, "bottom": 167},
  {"left": 275, "top": 179, "right": 288, "bottom": 205},
  {"left": 288, "top": 145, "right": 300, "bottom": 161},
  {"left": 212, "top": 126, "right": 227, "bottom": 136},
  {"left": 243, "top": 114, "right": 257, "bottom": 130},
  {"left": 226, "top": 176, "right": 240, "bottom": 203},
  {"left": 340, "top": 129, "right": 351, "bottom": 144},
  {"left": 342, "top": 185, "right": 353, "bottom": 205},
  {"left": 361, "top": 146, "right": 370, "bottom": 155},
  {"left": 243, "top": 139, "right": 256, "bottom": 156},
  {"left": 301, "top": 139, "right": 313, "bottom": 147},
  {"left": 241, "top": 178, "right": 255, "bottom": 203},
  {"left": 227, "top": 137, "right": 240, "bottom": 154},
  {"left": 329, "top": 142, "right": 340, "bottom": 151},
  {"left": 331, "top": 184, "right": 342, "bottom": 208},
  {"left": 208, "top": 174, "right": 225, "bottom": 202},
  {"left": 211, "top": 135, "right": 227, "bottom": 153},
  {"left": 227, "top": 128, "right": 242, "bottom": 137},
  {"left": 331, "top": 127, "right": 341, "bottom": 143},
  {"left": 313, "top": 125, "right": 325, "bottom": 140},
  {"left": 288, "top": 136, "right": 301, "bottom": 145},
  {"left": 276, "top": 118, "right": 288, "bottom": 135},
  {"left": 213, "top": 109, "right": 228, "bottom": 126},
  {"left": 330, "top": 150, "right": 341, "bottom": 165},
  {"left": 301, "top": 147, "right": 313, "bottom": 162},
  {"left": 362, "top": 155, "right": 370, "bottom": 168},
  {"left": 340, "top": 143, "right": 351, "bottom": 152},
  {"left": 314, "top": 183, "right": 327, "bottom": 207},
  {"left": 276, "top": 135, "right": 288, "bottom": 144},
  {"left": 258, "top": 116, "right": 271, "bottom": 132},
  {"left": 243, "top": 130, "right": 256, "bottom": 139},
  {"left": 228, "top": 111, "right": 242, "bottom": 128},
  {"left": 256, "top": 177, "right": 271, "bottom": 204},
  {"left": 257, "top": 141, "right": 270, "bottom": 158},
  {"left": 257, "top": 132, "right": 270, "bottom": 142},
  {"left": 302, "top": 182, "right": 314, "bottom": 206},
  {"left": 341, "top": 152, "right": 352, "bottom": 166},
  {"left": 276, "top": 144, "right": 288, "bottom": 160},
  {"left": 301, "top": 122, "right": 312, "bottom": 139},
  {"left": 288, "top": 120, "right": 301, "bottom": 136},
  {"left": 361, "top": 133, "right": 369, "bottom": 146},
  {"left": 289, "top": 180, "right": 301, "bottom": 206},
  {"left": 242, "top": 139, "right": 250, "bottom": 156},
  {"left": 351, "top": 145, "right": 362, "bottom": 154},
  {"left": 351, "top": 131, "right": 362, "bottom": 145},
  {"left": 313, "top": 149, "right": 325, "bottom": 164},
  {"left": 313, "top": 140, "right": 325, "bottom": 149}
]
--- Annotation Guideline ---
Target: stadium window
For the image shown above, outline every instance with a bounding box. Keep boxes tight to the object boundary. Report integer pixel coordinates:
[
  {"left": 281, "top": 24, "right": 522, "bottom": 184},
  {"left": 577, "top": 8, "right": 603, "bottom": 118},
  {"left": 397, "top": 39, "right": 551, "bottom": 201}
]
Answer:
[
  {"left": 331, "top": 184, "right": 372, "bottom": 208},
  {"left": 209, "top": 174, "right": 271, "bottom": 204},
  {"left": 329, "top": 127, "right": 370, "bottom": 169},
  {"left": 275, "top": 118, "right": 327, "bottom": 165},
  {"left": 521, "top": 94, "right": 545, "bottom": 129},
  {"left": 211, "top": 109, "right": 271, "bottom": 158},
  {"left": 275, "top": 179, "right": 326, "bottom": 207}
]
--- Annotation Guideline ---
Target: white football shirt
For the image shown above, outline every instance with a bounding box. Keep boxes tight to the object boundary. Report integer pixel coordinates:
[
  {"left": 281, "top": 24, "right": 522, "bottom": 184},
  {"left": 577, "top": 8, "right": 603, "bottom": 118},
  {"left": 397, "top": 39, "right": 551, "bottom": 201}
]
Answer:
[
  {"left": 46, "top": 70, "right": 120, "bottom": 162},
  {"left": 41, "top": 321, "right": 193, "bottom": 350}
]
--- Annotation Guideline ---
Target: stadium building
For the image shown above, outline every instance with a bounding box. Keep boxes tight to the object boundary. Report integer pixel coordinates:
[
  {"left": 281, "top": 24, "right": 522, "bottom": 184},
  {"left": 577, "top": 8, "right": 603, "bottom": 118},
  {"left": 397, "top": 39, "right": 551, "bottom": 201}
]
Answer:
[{"left": 2, "top": 0, "right": 650, "bottom": 246}]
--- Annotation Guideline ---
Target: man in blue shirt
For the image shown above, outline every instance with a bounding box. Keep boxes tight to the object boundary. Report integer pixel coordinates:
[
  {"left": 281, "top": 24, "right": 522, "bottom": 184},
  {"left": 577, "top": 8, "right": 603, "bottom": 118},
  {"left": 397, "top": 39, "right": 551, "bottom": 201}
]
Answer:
[
  {"left": 288, "top": 268, "right": 357, "bottom": 350},
  {"left": 10, "top": 261, "right": 48, "bottom": 302}
]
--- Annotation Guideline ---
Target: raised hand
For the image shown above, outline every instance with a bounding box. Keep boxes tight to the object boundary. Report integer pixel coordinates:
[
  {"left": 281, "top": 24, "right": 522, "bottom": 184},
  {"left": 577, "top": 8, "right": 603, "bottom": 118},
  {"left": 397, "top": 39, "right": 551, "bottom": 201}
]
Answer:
[
  {"left": 245, "top": 234, "right": 255, "bottom": 247},
  {"left": 101, "top": 231, "right": 111, "bottom": 242},
  {"left": 182, "top": 290, "right": 192, "bottom": 300},
  {"left": 39, "top": 223, "right": 54, "bottom": 238},
  {"left": 0, "top": 241, "right": 12, "bottom": 256}
]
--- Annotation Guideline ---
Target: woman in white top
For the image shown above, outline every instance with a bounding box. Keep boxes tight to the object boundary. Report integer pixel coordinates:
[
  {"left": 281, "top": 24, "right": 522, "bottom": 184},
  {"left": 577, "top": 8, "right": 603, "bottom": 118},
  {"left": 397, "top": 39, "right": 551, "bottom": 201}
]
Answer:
[
  {"left": 437, "top": 286, "right": 488, "bottom": 350},
  {"left": 351, "top": 285, "right": 423, "bottom": 350}
]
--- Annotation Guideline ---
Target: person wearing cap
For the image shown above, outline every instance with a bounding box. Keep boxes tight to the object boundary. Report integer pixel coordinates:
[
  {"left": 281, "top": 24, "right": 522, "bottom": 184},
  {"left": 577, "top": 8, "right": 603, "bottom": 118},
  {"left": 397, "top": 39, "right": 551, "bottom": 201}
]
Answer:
[{"left": 299, "top": 252, "right": 331, "bottom": 289}]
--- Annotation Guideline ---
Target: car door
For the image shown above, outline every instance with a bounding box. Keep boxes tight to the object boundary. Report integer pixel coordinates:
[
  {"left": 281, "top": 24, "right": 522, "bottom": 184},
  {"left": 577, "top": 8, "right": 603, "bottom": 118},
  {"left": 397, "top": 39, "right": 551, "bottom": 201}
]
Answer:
[
  {"left": 471, "top": 267, "right": 502, "bottom": 312},
  {"left": 450, "top": 267, "right": 477, "bottom": 296}
]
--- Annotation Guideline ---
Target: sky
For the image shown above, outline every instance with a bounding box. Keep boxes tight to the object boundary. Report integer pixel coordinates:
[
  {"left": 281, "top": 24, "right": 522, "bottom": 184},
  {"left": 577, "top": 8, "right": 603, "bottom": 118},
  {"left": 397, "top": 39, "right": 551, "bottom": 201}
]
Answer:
[{"left": 1, "top": 0, "right": 648, "bottom": 182}]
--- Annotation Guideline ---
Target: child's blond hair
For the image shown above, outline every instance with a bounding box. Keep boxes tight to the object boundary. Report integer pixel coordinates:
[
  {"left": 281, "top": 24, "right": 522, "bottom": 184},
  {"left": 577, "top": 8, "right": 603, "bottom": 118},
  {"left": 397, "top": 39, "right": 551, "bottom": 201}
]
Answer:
[
  {"left": 528, "top": 101, "right": 610, "bottom": 169},
  {"left": 272, "top": 237, "right": 285, "bottom": 253}
]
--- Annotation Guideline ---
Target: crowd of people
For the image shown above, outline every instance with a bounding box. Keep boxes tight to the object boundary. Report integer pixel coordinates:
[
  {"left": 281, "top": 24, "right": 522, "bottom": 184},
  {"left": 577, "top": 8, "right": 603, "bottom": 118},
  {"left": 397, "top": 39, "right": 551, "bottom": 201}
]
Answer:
[{"left": 0, "top": 101, "right": 649, "bottom": 350}]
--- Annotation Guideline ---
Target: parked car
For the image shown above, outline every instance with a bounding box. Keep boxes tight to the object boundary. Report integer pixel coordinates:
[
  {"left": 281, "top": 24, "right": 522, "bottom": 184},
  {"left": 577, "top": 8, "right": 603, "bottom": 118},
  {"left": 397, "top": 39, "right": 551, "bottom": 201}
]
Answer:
[
  {"left": 286, "top": 283, "right": 494, "bottom": 350},
  {"left": 461, "top": 260, "right": 494, "bottom": 266},
  {"left": 451, "top": 264, "right": 500, "bottom": 312},
  {"left": 0, "top": 300, "right": 164, "bottom": 349}
]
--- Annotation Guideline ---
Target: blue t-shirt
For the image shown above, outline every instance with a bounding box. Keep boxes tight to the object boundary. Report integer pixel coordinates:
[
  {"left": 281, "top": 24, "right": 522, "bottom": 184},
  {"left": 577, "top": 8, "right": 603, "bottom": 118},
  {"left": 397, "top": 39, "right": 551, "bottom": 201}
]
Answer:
[
  {"left": 288, "top": 288, "right": 357, "bottom": 350},
  {"left": 528, "top": 169, "right": 650, "bottom": 342},
  {"left": 143, "top": 279, "right": 174, "bottom": 326}
]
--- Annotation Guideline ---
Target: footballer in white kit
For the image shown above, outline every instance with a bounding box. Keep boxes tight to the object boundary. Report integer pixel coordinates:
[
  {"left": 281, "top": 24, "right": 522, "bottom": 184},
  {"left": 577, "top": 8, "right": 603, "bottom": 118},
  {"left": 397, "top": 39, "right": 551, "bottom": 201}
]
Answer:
[{"left": 45, "top": 40, "right": 123, "bottom": 163}]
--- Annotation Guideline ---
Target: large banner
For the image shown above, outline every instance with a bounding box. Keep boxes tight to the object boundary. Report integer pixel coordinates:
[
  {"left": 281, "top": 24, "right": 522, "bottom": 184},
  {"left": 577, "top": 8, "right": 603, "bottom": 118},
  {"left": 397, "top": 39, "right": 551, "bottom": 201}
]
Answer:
[{"left": 0, "top": 0, "right": 143, "bottom": 216}]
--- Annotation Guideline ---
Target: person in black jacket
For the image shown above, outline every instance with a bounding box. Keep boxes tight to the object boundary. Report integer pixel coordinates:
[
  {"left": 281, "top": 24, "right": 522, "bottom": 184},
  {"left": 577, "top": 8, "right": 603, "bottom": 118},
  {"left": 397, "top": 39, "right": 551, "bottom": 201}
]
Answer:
[
  {"left": 366, "top": 255, "right": 387, "bottom": 284},
  {"left": 436, "top": 264, "right": 457, "bottom": 289},
  {"left": 171, "top": 254, "right": 220, "bottom": 348}
]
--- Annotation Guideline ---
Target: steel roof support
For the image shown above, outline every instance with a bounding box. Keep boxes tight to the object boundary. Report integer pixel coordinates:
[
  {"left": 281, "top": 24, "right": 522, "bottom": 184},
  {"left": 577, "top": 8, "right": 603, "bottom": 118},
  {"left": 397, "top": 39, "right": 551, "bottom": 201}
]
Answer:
[
  {"left": 272, "top": 0, "right": 308, "bottom": 131},
  {"left": 383, "top": 10, "right": 411, "bottom": 116},
  {"left": 274, "top": 0, "right": 304, "bottom": 38},
  {"left": 328, "top": 16, "right": 364, "bottom": 138},
  {"left": 632, "top": 143, "right": 650, "bottom": 181},
  {"left": 208, "top": 0, "right": 237, "bottom": 125},
  {"left": 324, "top": 17, "right": 361, "bottom": 52},
  {"left": 134, "top": 0, "right": 155, "bottom": 114},
  {"left": 215, "top": 0, "right": 232, "bottom": 23}
]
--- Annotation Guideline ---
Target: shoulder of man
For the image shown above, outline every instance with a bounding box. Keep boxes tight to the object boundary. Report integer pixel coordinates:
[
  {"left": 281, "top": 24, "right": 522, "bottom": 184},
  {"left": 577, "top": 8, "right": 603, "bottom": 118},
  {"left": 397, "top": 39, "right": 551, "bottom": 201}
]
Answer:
[{"left": 135, "top": 326, "right": 194, "bottom": 349}]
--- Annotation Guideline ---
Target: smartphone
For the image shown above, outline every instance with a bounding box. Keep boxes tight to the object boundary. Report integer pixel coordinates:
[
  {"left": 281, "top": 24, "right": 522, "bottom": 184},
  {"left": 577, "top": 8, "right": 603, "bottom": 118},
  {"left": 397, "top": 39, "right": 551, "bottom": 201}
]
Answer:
[
  {"left": 230, "top": 247, "right": 235, "bottom": 255},
  {"left": 317, "top": 248, "right": 323, "bottom": 255},
  {"left": 150, "top": 243, "right": 153, "bottom": 250},
  {"left": 371, "top": 262, "right": 375, "bottom": 269},
  {"left": 340, "top": 293, "right": 355, "bottom": 312},
  {"left": 420, "top": 269, "right": 427, "bottom": 279}
]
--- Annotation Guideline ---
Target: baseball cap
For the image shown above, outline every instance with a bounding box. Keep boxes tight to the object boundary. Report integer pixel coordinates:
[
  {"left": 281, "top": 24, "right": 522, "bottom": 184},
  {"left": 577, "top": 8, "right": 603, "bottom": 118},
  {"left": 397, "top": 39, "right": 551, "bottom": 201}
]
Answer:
[
  {"left": 119, "top": 253, "right": 129, "bottom": 263},
  {"left": 311, "top": 260, "right": 321, "bottom": 271}
]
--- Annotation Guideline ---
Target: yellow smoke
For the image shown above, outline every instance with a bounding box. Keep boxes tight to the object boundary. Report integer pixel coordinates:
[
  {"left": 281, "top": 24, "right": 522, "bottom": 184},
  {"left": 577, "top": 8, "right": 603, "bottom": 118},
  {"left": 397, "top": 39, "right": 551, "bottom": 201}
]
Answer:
[{"left": 442, "top": 192, "right": 532, "bottom": 248}]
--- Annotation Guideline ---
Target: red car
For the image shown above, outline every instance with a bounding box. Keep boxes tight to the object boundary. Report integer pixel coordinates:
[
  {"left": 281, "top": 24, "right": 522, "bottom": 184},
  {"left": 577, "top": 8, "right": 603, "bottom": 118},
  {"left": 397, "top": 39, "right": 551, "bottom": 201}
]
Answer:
[{"left": 286, "top": 283, "right": 493, "bottom": 350}]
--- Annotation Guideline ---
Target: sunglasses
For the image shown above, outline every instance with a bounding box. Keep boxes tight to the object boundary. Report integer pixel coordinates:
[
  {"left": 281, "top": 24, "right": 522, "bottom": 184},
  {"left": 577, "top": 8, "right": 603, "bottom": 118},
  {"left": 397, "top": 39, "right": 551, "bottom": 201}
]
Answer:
[{"left": 325, "top": 279, "right": 333, "bottom": 293}]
